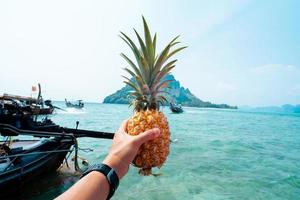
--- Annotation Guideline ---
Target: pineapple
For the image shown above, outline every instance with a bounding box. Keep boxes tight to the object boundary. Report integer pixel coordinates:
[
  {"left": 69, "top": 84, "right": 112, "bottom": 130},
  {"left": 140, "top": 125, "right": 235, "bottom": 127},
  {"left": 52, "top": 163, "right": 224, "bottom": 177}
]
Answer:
[{"left": 120, "top": 17, "right": 186, "bottom": 175}]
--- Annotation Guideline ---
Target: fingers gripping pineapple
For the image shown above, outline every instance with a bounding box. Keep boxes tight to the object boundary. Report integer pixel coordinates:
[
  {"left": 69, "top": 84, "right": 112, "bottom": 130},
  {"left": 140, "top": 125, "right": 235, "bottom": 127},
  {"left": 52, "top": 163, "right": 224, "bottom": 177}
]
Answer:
[{"left": 120, "top": 17, "right": 186, "bottom": 175}]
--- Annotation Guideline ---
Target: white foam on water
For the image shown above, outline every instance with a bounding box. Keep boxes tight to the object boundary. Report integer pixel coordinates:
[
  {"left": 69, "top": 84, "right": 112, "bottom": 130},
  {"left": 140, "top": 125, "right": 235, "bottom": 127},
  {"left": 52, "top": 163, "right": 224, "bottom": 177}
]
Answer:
[
  {"left": 171, "top": 138, "right": 178, "bottom": 143},
  {"left": 56, "top": 108, "right": 86, "bottom": 115}
]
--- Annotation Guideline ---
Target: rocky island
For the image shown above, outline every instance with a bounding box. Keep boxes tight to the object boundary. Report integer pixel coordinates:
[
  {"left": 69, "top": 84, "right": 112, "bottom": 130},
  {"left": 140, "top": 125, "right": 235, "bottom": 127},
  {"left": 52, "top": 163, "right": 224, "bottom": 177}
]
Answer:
[{"left": 103, "top": 74, "right": 237, "bottom": 109}]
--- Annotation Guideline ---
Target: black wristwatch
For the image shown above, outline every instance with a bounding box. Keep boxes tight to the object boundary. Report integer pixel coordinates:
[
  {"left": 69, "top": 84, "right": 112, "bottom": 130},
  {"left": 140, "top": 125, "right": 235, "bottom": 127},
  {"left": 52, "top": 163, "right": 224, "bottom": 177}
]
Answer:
[{"left": 81, "top": 163, "right": 119, "bottom": 199}]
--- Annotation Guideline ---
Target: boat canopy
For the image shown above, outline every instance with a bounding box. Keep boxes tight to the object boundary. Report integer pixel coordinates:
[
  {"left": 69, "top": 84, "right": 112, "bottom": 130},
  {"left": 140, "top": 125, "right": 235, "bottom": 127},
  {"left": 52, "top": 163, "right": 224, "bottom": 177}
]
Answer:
[{"left": 0, "top": 94, "right": 39, "bottom": 104}]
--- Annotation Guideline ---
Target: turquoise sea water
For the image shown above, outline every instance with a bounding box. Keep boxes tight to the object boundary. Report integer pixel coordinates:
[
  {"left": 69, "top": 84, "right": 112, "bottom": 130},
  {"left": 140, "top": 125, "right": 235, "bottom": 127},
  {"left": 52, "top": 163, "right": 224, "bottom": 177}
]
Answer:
[{"left": 30, "top": 103, "right": 299, "bottom": 200}]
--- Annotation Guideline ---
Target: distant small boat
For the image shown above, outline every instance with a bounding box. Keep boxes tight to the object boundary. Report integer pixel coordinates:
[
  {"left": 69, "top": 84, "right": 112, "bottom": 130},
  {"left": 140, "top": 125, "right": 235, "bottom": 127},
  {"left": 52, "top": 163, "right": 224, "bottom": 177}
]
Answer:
[
  {"left": 170, "top": 102, "right": 183, "bottom": 113},
  {"left": 65, "top": 99, "right": 84, "bottom": 109}
]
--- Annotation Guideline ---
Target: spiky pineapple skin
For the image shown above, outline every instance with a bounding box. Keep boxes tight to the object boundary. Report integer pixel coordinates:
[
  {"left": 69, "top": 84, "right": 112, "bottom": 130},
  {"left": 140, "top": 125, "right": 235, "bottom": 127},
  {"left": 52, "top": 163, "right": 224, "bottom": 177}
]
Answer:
[{"left": 127, "top": 110, "right": 170, "bottom": 175}]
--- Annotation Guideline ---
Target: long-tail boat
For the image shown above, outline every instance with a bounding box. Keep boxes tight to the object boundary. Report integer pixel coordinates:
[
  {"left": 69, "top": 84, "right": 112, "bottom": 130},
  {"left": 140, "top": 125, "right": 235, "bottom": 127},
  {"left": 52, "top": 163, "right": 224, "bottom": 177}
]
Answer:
[
  {"left": 65, "top": 99, "right": 84, "bottom": 109},
  {"left": 170, "top": 102, "right": 183, "bottom": 113},
  {"left": 0, "top": 125, "right": 75, "bottom": 197},
  {"left": 0, "top": 100, "right": 114, "bottom": 198},
  {"left": 1, "top": 84, "right": 54, "bottom": 115}
]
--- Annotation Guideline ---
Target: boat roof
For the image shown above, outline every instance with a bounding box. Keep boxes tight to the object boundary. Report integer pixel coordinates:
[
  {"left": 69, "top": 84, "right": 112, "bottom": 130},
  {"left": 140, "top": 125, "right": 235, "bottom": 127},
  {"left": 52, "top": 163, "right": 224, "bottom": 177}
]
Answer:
[{"left": 0, "top": 94, "right": 38, "bottom": 103}]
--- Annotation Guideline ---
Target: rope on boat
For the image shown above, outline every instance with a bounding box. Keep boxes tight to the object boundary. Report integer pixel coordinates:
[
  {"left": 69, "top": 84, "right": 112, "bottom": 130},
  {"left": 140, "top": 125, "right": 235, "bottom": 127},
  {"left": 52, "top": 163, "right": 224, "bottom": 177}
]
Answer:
[
  {"left": 72, "top": 137, "right": 90, "bottom": 171},
  {"left": 0, "top": 123, "right": 103, "bottom": 174},
  {"left": 64, "top": 157, "right": 69, "bottom": 168},
  {"left": 64, "top": 146, "right": 76, "bottom": 168},
  {"left": 1, "top": 149, "right": 73, "bottom": 158},
  {"left": 57, "top": 132, "right": 81, "bottom": 172},
  {"left": 71, "top": 121, "right": 90, "bottom": 172},
  {"left": 73, "top": 137, "right": 80, "bottom": 172}
]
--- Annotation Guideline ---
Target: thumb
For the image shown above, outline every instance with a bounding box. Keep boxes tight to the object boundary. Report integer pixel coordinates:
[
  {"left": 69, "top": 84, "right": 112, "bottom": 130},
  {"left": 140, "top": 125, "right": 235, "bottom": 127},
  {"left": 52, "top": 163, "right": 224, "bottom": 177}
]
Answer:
[{"left": 135, "top": 128, "right": 160, "bottom": 144}]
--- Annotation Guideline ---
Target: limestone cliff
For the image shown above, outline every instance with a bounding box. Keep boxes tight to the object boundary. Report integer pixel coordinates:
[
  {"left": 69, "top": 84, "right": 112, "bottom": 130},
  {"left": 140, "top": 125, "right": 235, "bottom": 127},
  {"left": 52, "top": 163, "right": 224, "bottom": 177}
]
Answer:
[{"left": 103, "top": 74, "right": 237, "bottom": 109}]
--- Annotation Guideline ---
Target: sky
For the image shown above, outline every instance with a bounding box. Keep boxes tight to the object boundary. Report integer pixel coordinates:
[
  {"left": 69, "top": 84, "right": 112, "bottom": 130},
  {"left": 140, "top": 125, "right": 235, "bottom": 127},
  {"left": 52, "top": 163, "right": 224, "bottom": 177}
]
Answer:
[{"left": 0, "top": 0, "right": 299, "bottom": 106}]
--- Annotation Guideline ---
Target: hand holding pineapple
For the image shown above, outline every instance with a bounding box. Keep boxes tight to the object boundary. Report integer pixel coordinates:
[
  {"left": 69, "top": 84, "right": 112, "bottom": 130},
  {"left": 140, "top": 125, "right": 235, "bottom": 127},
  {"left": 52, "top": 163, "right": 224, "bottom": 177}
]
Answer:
[
  {"left": 120, "top": 17, "right": 186, "bottom": 175},
  {"left": 56, "top": 16, "right": 186, "bottom": 200},
  {"left": 103, "top": 120, "right": 160, "bottom": 179},
  {"left": 57, "top": 121, "right": 160, "bottom": 200}
]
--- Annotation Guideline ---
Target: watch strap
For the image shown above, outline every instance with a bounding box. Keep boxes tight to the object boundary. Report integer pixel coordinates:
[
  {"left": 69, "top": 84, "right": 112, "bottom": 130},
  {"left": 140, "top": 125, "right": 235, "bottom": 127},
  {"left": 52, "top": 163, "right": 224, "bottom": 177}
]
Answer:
[{"left": 81, "top": 163, "right": 119, "bottom": 199}]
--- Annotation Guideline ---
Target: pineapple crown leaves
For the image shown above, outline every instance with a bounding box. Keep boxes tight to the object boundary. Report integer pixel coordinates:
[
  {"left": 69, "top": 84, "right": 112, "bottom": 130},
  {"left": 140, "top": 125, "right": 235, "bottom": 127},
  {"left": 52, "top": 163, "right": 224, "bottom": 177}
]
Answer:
[{"left": 120, "top": 16, "right": 187, "bottom": 111}]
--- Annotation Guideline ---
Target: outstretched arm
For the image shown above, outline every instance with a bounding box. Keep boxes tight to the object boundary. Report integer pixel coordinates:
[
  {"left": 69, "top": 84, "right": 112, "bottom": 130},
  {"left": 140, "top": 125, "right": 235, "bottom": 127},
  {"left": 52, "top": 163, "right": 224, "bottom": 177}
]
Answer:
[{"left": 56, "top": 120, "right": 160, "bottom": 200}]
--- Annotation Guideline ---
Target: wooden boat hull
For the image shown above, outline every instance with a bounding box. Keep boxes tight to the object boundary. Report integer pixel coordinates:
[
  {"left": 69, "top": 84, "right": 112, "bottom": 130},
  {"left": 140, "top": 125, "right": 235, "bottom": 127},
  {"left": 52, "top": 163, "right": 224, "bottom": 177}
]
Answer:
[
  {"left": 170, "top": 107, "right": 183, "bottom": 113},
  {"left": 66, "top": 104, "right": 84, "bottom": 109},
  {"left": 26, "top": 106, "right": 54, "bottom": 115},
  {"left": 37, "top": 107, "right": 54, "bottom": 115},
  {"left": 0, "top": 138, "right": 74, "bottom": 198}
]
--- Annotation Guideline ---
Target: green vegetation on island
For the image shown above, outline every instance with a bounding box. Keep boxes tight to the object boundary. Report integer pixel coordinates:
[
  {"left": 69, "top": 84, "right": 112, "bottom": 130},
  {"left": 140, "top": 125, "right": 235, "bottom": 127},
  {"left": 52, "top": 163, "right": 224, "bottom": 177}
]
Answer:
[{"left": 103, "top": 74, "right": 238, "bottom": 109}]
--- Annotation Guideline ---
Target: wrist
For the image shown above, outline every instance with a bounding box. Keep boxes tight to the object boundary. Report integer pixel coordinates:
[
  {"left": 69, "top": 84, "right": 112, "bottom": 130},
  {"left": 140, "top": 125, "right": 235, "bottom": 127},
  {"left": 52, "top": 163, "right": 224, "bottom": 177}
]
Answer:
[
  {"left": 89, "top": 171, "right": 110, "bottom": 193},
  {"left": 80, "top": 164, "right": 119, "bottom": 199},
  {"left": 103, "top": 154, "right": 128, "bottom": 179}
]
